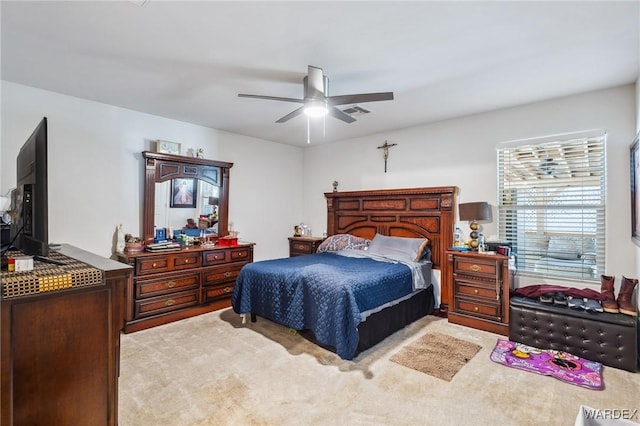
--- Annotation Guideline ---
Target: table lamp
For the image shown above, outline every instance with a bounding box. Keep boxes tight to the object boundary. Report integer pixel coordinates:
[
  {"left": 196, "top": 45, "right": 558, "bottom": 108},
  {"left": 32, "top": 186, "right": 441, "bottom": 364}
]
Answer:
[{"left": 458, "top": 202, "right": 491, "bottom": 250}]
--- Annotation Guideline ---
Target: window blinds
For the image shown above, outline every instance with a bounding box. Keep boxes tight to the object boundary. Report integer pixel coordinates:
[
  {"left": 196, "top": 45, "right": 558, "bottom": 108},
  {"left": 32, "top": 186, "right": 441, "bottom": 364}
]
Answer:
[{"left": 497, "top": 131, "right": 606, "bottom": 281}]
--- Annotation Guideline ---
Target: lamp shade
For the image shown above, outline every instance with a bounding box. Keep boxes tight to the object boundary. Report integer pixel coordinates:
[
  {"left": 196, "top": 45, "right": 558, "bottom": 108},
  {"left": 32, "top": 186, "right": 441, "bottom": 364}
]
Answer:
[{"left": 459, "top": 202, "right": 490, "bottom": 222}]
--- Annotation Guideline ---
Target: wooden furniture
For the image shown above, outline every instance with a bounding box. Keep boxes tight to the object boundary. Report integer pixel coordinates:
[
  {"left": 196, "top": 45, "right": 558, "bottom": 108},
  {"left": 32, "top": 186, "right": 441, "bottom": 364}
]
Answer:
[
  {"left": 117, "top": 243, "right": 253, "bottom": 332},
  {"left": 446, "top": 251, "right": 512, "bottom": 335},
  {"left": 326, "top": 186, "right": 457, "bottom": 310},
  {"left": 117, "top": 151, "right": 253, "bottom": 333},
  {"left": 288, "top": 236, "right": 325, "bottom": 257},
  {"left": 242, "top": 186, "right": 457, "bottom": 358},
  {"left": 1, "top": 245, "right": 131, "bottom": 426}
]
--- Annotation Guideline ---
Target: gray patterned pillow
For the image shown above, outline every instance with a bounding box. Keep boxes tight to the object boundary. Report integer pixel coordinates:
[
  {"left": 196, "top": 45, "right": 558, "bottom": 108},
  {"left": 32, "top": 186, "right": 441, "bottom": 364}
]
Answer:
[{"left": 366, "top": 234, "right": 430, "bottom": 262}]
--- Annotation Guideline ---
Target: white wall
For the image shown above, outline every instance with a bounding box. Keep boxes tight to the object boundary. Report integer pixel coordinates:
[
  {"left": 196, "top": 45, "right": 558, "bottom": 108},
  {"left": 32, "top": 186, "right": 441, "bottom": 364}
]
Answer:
[
  {"left": 303, "top": 84, "right": 637, "bottom": 289},
  {"left": 1, "top": 81, "right": 303, "bottom": 259}
]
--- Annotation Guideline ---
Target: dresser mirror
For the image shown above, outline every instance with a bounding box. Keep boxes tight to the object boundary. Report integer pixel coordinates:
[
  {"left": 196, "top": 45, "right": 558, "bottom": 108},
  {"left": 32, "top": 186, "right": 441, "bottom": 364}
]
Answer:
[{"left": 142, "top": 151, "right": 233, "bottom": 244}]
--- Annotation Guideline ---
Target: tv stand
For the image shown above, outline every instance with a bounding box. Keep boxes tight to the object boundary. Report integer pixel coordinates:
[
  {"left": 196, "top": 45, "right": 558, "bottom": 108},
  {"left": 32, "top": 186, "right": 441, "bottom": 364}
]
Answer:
[
  {"left": 34, "top": 254, "right": 67, "bottom": 266},
  {"left": 1, "top": 244, "right": 132, "bottom": 425}
]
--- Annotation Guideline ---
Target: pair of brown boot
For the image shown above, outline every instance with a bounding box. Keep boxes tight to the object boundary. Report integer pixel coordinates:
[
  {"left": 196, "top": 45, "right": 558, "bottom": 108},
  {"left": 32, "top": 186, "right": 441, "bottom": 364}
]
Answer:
[{"left": 600, "top": 275, "right": 638, "bottom": 316}]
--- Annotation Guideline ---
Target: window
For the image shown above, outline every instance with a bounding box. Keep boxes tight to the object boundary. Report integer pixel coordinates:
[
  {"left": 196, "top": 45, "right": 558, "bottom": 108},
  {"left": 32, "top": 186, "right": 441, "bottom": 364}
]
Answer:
[{"left": 497, "top": 130, "right": 606, "bottom": 281}]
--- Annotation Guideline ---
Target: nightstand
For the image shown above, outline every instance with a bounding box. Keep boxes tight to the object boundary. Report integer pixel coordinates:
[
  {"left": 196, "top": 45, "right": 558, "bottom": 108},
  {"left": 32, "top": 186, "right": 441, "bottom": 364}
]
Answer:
[
  {"left": 446, "top": 250, "right": 513, "bottom": 335},
  {"left": 288, "top": 236, "right": 326, "bottom": 257}
]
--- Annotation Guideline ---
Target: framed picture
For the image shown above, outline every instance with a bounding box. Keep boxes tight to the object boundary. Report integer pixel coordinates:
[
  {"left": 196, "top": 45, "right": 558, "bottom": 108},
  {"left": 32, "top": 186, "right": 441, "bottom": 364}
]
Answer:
[
  {"left": 631, "top": 133, "right": 640, "bottom": 245},
  {"left": 170, "top": 178, "right": 197, "bottom": 208},
  {"left": 156, "top": 140, "right": 181, "bottom": 155}
]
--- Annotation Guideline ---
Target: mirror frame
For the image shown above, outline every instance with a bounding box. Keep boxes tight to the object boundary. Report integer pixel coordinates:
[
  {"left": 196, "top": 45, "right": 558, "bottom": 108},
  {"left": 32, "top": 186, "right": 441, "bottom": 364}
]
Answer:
[{"left": 142, "top": 151, "right": 233, "bottom": 244}]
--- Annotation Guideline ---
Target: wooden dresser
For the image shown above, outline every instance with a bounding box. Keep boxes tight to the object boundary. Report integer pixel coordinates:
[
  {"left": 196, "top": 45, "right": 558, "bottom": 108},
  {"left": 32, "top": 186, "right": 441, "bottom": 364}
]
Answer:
[
  {"left": 1, "top": 245, "right": 131, "bottom": 426},
  {"left": 288, "top": 236, "right": 325, "bottom": 257},
  {"left": 117, "top": 243, "right": 253, "bottom": 332},
  {"left": 447, "top": 250, "right": 513, "bottom": 335}
]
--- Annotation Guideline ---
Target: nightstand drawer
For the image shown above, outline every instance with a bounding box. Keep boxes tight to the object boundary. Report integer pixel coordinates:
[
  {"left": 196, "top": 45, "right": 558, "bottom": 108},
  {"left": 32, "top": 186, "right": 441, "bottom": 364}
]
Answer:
[
  {"left": 455, "top": 280, "right": 498, "bottom": 299},
  {"left": 288, "top": 237, "right": 326, "bottom": 257},
  {"left": 456, "top": 297, "right": 502, "bottom": 321},
  {"left": 292, "top": 241, "right": 315, "bottom": 254},
  {"left": 453, "top": 257, "right": 498, "bottom": 277}
]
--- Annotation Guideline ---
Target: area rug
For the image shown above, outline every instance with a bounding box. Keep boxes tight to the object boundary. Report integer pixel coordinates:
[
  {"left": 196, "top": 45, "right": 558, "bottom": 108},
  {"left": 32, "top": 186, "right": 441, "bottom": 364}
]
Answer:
[
  {"left": 389, "top": 332, "right": 482, "bottom": 381},
  {"left": 490, "top": 339, "right": 603, "bottom": 390}
]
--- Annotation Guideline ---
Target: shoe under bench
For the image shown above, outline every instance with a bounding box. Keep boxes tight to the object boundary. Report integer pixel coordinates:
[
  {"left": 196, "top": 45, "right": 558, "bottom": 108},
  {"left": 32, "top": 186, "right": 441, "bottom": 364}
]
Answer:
[{"left": 510, "top": 296, "right": 639, "bottom": 372}]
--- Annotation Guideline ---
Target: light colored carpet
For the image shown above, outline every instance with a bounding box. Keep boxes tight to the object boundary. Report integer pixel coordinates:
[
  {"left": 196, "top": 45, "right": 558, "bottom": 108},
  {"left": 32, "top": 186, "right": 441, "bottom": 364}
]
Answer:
[
  {"left": 118, "top": 308, "right": 640, "bottom": 426},
  {"left": 390, "top": 332, "right": 481, "bottom": 381}
]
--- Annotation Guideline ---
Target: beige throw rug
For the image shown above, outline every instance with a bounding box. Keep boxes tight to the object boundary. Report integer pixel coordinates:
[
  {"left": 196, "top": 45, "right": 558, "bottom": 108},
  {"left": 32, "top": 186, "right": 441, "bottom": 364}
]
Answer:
[{"left": 390, "top": 332, "right": 482, "bottom": 381}]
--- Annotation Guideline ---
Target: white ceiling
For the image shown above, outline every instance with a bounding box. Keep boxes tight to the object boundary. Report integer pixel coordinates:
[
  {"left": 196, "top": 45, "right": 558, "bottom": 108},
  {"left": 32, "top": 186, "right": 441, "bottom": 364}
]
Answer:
[{"left": 2, "top": 1, "right": 639, "bottom": 147}]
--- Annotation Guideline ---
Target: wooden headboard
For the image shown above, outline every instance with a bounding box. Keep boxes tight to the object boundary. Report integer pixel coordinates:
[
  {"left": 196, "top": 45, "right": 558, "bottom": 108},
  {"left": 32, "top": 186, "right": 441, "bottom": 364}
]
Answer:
[{"left": 325, "top": 186, "right": 458, "bottom": 306}]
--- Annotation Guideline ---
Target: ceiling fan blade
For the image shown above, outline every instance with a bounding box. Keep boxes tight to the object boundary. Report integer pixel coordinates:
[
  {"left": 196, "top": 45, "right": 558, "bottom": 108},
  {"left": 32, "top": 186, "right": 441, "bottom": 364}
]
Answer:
[
  {"left": 275, "top": 106, "right": 305, "bottom": 123},
  {"left": 327, "top": 92, "right": 394, "bottom": 106},
  {"left": 307, "top": 65, "right": 325, "bottom": 96},
  {"left": 328, "top": 106, "right": 356, "bottom": 124},
  {"left": 238, "top": 94, "right": 304, "bottom": 103}
]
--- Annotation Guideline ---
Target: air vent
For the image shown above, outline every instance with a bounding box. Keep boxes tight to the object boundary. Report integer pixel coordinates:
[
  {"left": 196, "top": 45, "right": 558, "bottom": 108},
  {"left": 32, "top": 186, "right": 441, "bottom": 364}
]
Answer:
[{"left": 342, "top": 105, "right": 371, "bottom": 117}]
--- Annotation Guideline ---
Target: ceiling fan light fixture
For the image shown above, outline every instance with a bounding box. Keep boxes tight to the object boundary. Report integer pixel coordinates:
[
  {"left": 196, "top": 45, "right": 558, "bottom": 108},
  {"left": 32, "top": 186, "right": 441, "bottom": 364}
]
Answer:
[{"left": 304, "top": 100, "right": 328, "bottom": 118}]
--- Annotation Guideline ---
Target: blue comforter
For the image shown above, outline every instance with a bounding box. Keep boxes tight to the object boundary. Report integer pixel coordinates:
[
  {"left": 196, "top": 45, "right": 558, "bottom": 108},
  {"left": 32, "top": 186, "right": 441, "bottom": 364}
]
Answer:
[{"left": 231, "top": 252, "right": 416, "bottom": 360}]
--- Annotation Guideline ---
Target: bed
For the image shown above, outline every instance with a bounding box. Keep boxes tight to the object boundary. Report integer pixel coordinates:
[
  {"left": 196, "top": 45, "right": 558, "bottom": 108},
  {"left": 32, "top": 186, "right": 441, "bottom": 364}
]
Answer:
[{"left": 232, "top": 186, "right": 457, "bottom": 359}]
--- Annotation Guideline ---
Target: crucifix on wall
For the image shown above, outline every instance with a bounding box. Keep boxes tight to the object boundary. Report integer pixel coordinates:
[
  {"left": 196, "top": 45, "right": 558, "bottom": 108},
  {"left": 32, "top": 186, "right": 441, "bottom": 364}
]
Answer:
[{"left": 377, "top": 140, "right": 398, "bottom": 173}]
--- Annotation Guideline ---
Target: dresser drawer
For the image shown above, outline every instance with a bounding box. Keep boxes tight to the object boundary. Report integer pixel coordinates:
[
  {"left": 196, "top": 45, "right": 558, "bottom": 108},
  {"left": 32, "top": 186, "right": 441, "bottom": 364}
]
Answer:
[
  {"left": 230, "top": 247, "right": 252, "bottom": 262},
  {"left": 455, "top": 297, "right": 502, "bottom": 321},
  {"left": 455, "top": 279, "right": 499, "bottom": 300},
  {"left": 202, "top": 263, "right": 245, "bottom": 287},
  {"left": 203, "top": 283, "right": 235, "bottom": 302},
  {"left": 135, "top": 271, "right": 200, "bottom": 299},
  {"left": 203, "top": 249, "right": 228, "bottom": 265},
  {"left": 204, "top": 247, "right": 253, "bottom": 266},
  {"left": 134, "top": 290, "right": 199, "bottom": 319},
  {"left": 136, "top": 252, "right": 202, "bottom": 275}
]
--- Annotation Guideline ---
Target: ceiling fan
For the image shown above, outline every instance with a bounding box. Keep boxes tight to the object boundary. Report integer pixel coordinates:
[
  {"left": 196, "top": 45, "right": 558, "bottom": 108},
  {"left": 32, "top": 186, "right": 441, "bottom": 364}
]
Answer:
[{"left": 238, "top": 65, "right": 394, "bottom": 124}]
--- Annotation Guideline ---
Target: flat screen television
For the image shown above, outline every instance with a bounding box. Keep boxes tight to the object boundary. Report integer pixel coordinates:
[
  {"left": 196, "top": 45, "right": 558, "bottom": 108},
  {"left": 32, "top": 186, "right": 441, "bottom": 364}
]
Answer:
[{"left": 10, "top": 117, "right": 49, "bottom": 257}]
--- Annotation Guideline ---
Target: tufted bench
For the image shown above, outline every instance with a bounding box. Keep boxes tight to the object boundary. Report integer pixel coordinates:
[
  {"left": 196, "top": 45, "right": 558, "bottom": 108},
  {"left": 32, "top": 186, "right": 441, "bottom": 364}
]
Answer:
[{"left": 510, "top": 296, "right": 639, "bottom": 372}]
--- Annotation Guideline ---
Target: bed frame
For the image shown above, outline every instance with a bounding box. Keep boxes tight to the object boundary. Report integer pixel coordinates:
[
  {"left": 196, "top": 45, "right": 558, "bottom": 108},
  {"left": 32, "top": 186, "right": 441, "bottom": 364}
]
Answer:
[
  {"left": 321, "top": 186, "right": 457, "bottom": 356},
  {"left": 250, "top": 186, "right": 457, "bottom": 358},
  {"left": 325, "top": 186, "right": 457, "bottom": 306}
]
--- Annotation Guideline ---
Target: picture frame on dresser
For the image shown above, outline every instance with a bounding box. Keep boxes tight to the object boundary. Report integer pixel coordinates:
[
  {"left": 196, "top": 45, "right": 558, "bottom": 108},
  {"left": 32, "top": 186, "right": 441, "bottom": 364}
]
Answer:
[
  {"left": 170, "top": 178, "right": 197, "bottom": 208},
  {"left": 631, "top": 132, "right": 640, "bottom": 245}
]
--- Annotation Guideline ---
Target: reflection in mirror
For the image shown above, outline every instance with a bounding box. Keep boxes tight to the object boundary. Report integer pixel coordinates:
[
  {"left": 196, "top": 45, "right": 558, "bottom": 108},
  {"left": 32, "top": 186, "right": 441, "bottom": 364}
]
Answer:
[{"left": 155, "top": 180, "right": 219, "bottom": 234}]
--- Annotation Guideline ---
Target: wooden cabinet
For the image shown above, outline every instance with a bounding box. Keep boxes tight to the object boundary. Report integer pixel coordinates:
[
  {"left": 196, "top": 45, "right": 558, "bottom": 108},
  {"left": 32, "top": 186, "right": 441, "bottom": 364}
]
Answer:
[
  {"left": 118, "top": 151, "right": 253, "bottom": 333},
  {"left": 117, "top": 243, "right": 253, "bottom": 332},
  {"left": 288, "top": 236, "right": 325, "bottom": 257},
  {"left": 446, "top": 251, "right": 513, "bottom": 335},
  {"left": 1, "top": 244, "right": 131, "bottom": 426}
]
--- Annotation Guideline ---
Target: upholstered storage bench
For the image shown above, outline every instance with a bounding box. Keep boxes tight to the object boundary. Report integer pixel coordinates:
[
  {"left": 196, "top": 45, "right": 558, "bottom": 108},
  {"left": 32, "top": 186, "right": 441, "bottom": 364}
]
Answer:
[{"left": 510, "top": 296, "right": 639, "bottom": 372}]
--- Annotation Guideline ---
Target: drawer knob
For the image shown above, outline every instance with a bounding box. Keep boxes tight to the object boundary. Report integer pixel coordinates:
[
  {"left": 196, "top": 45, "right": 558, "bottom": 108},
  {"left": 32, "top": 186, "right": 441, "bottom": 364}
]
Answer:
[
  {"left": 166, "top": 299, "right": 176, "bottom": 306},
  {"left": 223, "top": 286, "right": 233, "bottom": 293},
  {"left": 184, "top": 259, "right": 189, "bottom": 264},
  {"left": 166, "top": 281, "right": 176, "bottom": 288},
  {"left": 224, "top": 271, "right": 232, "bottom": 278},
  {"left": 152, "top": 263, "right": 157, "bottom": 268},
  {"left": 474, "top": 289, "right": 479, "bottom": 294},
  {"left": 474, "top": 306, "right": 479, "bottom": 311},
  {"left": 470, "top": 264, "right": 481, "bottom": 272}
]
